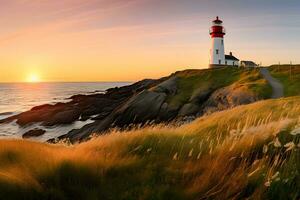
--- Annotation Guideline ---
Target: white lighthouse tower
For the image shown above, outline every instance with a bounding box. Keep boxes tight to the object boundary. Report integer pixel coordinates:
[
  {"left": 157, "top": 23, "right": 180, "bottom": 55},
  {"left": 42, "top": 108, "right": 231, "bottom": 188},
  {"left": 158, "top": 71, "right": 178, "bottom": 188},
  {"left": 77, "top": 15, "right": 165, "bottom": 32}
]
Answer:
[{"left": 209, "top": 16, "right": 226, "bottom": 68}]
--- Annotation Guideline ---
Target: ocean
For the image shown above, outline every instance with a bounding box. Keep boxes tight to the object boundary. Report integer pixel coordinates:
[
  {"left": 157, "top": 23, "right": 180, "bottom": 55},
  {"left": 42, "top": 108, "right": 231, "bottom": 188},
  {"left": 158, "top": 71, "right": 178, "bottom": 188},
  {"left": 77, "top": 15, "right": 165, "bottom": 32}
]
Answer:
[{"left": 0, "top": 82, "right": 131, "bottom": 141}]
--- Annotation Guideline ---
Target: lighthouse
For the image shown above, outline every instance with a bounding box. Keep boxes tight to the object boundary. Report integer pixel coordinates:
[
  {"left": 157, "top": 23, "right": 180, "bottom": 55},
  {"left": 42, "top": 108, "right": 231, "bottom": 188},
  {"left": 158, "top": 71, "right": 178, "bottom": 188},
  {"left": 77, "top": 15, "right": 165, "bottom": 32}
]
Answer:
[{"left": 209, "top": 16, "right": 226, "bottom": 68}]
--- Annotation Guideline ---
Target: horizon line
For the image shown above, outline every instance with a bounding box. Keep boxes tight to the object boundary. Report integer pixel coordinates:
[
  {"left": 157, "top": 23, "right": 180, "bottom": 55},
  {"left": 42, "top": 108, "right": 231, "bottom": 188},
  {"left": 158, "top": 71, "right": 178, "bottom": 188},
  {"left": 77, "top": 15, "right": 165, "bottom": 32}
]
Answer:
[{"left": 0, "top": 81, "right": 134, "bottom": 84}]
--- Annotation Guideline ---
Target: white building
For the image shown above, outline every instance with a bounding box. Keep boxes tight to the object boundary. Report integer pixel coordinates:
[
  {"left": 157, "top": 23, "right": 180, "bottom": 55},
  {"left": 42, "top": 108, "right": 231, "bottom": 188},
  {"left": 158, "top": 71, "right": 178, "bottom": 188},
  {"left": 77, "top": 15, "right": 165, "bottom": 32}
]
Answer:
[
  {"left": 240, "top": 61, "right": 258, "bottom": 68},
  {"left": 225, "top": 52, "right": 239, "bottom": 66},
  {"left": 209, "top": 17, "right": 240, "bottom": 68}
]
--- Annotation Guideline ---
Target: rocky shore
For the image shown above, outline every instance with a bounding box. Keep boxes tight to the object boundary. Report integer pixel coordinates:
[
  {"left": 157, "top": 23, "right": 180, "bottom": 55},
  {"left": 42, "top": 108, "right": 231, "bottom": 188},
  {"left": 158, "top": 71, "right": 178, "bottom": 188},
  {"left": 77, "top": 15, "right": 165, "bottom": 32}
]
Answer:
[{"left": 0, "top": 68, "right": 268, "bottom": 143}]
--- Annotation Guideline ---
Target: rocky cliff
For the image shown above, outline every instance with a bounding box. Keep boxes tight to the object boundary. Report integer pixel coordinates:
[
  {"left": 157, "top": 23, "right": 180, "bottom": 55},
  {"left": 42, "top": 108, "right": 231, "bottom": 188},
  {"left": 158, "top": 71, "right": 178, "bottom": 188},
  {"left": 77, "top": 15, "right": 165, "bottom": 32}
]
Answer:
[{"left": 0, "top": 67, "right": 271, "bottom": 143}]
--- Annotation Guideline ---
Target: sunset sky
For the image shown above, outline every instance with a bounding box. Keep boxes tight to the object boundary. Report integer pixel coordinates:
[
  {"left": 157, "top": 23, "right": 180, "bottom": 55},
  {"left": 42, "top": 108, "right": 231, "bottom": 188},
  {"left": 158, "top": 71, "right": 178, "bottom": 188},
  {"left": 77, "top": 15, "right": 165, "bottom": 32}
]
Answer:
[{"left": 0, "top": 0, "right": 300, "bottom": 82}]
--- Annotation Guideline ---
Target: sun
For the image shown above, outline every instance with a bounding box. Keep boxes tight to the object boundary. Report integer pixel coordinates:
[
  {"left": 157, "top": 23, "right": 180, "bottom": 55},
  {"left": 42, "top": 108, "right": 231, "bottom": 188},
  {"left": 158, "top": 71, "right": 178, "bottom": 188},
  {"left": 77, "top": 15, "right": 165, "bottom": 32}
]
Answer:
[{"left": 27, "top": 73, "right": 40, "bottom": 83}]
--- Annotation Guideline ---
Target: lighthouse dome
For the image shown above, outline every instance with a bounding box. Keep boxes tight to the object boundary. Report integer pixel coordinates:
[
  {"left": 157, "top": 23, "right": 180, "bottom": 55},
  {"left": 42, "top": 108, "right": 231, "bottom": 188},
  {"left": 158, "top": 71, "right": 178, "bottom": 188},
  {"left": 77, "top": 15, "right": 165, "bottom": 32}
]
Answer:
[
  {"left": 210, "top": 16, "right": 226, "bottom": 38},
  {"left": 213, "top": 16, "right": 223, "bottom": 24}
]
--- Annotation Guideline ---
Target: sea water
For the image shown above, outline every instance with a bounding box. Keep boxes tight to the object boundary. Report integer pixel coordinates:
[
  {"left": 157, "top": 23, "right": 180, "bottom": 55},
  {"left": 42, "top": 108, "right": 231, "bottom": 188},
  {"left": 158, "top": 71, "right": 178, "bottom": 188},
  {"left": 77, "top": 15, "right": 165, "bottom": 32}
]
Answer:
[{"left": 0, "top": 82, "right": 130, "bottom": 141}]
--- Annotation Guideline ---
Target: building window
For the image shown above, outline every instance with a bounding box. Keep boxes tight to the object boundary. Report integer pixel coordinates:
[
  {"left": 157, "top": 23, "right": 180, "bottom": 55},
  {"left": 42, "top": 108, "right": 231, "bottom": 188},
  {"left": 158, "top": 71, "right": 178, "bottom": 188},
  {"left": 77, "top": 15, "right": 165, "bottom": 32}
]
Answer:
[
  {"left": 221, "top": 40, "right": 223, "bottom": 45},
  {"left": 219, "top": 60, "right": 221, "bottom": 65},
  {"left": 216, "top": 49, "right": 219, "bottom": 54}
]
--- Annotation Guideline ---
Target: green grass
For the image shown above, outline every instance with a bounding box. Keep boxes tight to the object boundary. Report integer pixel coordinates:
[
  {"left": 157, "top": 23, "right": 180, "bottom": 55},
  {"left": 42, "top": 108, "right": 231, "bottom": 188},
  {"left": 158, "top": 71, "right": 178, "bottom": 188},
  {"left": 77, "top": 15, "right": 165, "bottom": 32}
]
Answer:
[
  {"left": 0, "top": 96, "right": 300, "bottom": 199},
  {"left": 168, "top": 68, "right": 239, "bottom": 107},
  {"left": 166, "top": 67, "right": 272, "bottom": 107},
  {"left": 269, "top": 65, "right": 300, "bottom": 97}
]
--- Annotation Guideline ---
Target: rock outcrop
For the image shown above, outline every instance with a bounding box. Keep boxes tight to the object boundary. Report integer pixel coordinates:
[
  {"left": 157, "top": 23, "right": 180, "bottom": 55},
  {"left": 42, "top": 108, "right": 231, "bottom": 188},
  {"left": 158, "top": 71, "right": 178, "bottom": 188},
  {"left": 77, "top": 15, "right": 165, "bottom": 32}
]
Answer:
[
  {"left": 56, "top": 78, "right": 260, "bottom": 143},
  {"left": 0, "top": 68, "right": 265, "bottom": 143},
  {"left": 23, "top": 129, "right": 46, "bottom": 138},
  {"left": 54, "top": 77, "right": 180, "bottom": 142},
  {"left": 202, "top": 84, "right": 259, "bottom": 115},
  {"left": 0, "top": 78, "right": 166, "bottom": 127}
]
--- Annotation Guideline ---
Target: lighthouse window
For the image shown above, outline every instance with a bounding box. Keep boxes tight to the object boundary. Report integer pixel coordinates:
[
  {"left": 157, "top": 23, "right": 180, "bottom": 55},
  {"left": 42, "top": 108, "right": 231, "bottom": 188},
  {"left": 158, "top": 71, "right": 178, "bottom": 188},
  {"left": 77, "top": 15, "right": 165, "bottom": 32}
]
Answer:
[
  {"left": 221, "top": 40, "right": 224, "bottom": 45},
  {"left": 216, "top": 49, "right": 219, "bottom": 54}
]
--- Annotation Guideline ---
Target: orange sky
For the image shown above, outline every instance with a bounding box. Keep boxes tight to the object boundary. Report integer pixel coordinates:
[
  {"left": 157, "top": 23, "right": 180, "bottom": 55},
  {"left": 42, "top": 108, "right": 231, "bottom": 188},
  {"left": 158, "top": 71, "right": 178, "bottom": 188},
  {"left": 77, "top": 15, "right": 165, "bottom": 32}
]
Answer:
[{"left": 0, "top": 0, "right": 299, "bottom": 82}]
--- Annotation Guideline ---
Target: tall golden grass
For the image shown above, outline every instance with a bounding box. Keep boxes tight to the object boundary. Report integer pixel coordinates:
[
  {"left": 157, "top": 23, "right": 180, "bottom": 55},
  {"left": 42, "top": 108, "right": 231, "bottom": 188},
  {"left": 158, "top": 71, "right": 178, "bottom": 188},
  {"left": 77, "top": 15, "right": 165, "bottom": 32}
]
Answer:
[{"left": 0, "top": 97, "right": 299, "bottom": 199}]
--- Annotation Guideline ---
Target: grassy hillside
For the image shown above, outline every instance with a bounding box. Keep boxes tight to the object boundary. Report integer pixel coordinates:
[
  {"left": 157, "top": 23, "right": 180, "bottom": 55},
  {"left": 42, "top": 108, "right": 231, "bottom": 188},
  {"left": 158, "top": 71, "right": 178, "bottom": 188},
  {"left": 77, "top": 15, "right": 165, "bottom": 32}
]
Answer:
[
  {"left": 167, "top": 67, "right": 272, "bottom": 107},
  {"left": 269, "top": 65, "right": 300, "bottom": 97},
  {"left": 0, "top": 97, "right": 299, "bottom": 200}
]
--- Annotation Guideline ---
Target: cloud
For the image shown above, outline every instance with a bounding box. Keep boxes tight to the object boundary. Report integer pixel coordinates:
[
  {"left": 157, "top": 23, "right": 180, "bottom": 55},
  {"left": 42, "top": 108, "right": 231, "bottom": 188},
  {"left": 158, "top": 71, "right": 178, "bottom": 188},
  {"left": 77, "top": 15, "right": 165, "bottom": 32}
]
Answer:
[{"left": 0, "top": 0, "right": 149, "bottom": 45}]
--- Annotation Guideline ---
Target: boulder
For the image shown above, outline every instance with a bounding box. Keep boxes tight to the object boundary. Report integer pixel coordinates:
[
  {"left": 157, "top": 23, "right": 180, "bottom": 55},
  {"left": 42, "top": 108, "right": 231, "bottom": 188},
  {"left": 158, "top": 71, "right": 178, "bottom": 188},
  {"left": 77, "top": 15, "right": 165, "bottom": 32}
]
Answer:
[
  {"left": 157, "top": 102, "right": 180, "bottom": 121},
  {"left": 189, "top": 87, "right": 214, "bottom": 103},
  {"left": 42, "top": 109, "right": 81, "bottom": 126},
  {"left": 202, "top": 84, "right": 259, "bottom": 114},
  {"left": 178, "top": 103, "right": 200, "bottom": 117},
  {"left": 151, "top": 76, "right": 178, "bottom": 95},
  {"left": 23, "top": 129, "right": 46, "bottom": 138},
  {"left": 113, "top": 90, "right": 167, "bottom": 125}
]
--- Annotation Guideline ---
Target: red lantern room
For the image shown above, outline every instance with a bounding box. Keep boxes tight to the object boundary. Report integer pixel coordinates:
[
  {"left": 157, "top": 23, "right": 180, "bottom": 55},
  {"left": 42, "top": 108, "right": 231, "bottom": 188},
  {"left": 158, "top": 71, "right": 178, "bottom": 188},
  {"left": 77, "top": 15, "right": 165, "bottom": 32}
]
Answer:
[{"left": 209, "top": 16, "right": 226, "bottom": 38}]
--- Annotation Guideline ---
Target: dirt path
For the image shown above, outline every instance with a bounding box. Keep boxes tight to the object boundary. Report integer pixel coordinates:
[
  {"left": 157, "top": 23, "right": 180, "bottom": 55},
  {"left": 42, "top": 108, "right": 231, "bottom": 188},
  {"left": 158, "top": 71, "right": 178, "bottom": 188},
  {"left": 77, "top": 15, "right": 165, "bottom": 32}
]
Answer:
[{"left": 260, "top": 68, "right": 284, "bottom": 99}]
